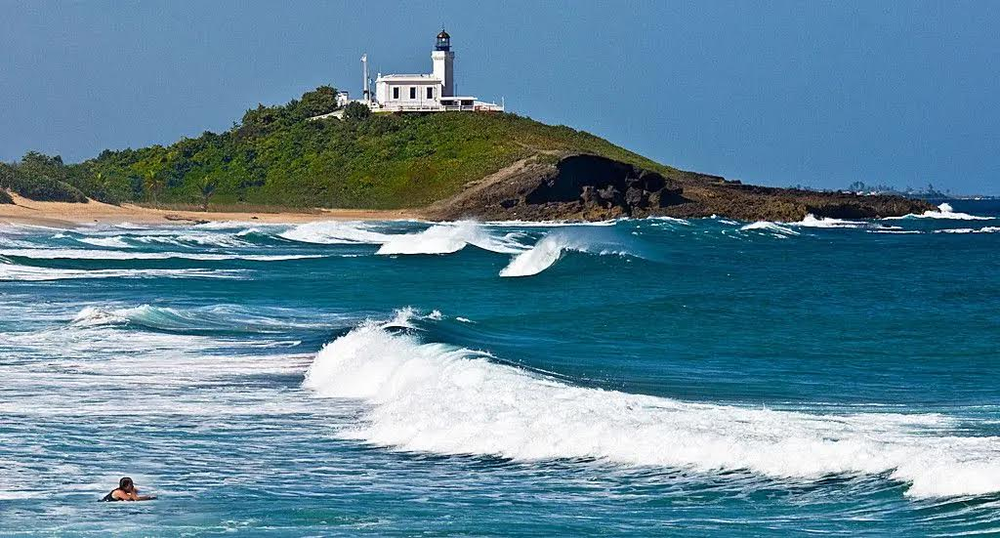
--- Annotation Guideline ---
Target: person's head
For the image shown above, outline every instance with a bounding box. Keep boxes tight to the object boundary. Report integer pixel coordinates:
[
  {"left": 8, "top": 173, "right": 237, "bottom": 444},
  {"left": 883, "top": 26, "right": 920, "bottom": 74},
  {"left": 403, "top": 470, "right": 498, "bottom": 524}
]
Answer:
[{"left": 119, "top": 477, "right": 134, "bottom": 492}]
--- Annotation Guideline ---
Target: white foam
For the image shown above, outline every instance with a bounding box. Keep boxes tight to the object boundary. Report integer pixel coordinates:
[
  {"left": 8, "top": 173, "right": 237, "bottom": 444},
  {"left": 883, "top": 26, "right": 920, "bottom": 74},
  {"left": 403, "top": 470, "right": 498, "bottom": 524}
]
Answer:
[
  {"left": 0, "top": 248, "right": 319, "bottom": 262},
  {"left": 0, "top": 265, "right": 243, "bottom": 281},
  {"left": 130, "top": 232, "right": 253, "bottom": 248},
  {"left": 646, "top": 216, "right": 693, "bottom": 226},
  {"left": 794, "top": 214, "right": 866, "bottom": 228},
  {"left": 279, "top": 221, "right": 393, "bottom": 244},
  {"left": 885, "top": 203, "right": 992, "bottom": 221},
  {"left": 484, "top": 220, "right": 618, "bottom": 227},
  {"left": 740, "top": 221, "right": 800, "bottom": 236},
  {"left": 75, "top": 236, "right": 133, "bottom": 248},
  {"left": 934, "top": 227, "right": 1000, "bottom": 234},
  {"left": 304, "top": 324, "right": 1000, "bottom": 499},
  {"left": 376, "top": 222, "right": 524, "bottom": 256}
]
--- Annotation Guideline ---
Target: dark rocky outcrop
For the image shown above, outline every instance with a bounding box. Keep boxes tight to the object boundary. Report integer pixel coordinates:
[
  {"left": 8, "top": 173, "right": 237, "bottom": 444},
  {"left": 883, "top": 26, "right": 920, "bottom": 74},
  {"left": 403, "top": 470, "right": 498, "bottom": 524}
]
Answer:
[{"left": 425, "top": 153, "right": 933, "bottom": 222}]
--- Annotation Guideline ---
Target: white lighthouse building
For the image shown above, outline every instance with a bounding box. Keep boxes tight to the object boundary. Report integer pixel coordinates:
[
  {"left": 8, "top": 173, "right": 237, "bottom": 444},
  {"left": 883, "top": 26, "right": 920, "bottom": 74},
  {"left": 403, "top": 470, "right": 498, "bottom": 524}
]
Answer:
[{"left": 369, "top": 30, "right": 503, "bottom": 113}]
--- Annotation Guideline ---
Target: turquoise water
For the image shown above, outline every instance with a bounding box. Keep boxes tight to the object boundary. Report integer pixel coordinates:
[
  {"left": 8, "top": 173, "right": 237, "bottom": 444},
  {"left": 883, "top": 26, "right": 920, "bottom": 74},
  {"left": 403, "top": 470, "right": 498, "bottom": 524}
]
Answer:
[{"left": 1, "top": 202, "right": 999, "bottom": 536}]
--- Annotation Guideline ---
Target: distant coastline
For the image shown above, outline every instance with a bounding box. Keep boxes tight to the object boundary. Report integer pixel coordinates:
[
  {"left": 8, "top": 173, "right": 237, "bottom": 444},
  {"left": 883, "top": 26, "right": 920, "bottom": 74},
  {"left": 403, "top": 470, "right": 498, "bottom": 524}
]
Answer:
[{"left": 1, "top": 86, "right": 934, "bottom": 224}]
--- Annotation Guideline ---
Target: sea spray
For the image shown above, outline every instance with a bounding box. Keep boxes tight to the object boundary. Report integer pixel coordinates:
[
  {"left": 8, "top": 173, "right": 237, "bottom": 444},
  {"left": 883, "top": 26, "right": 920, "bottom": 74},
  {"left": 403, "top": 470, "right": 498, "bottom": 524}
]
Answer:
[{"left": 884, "top": 203, "right": 993, "bottom": 221}]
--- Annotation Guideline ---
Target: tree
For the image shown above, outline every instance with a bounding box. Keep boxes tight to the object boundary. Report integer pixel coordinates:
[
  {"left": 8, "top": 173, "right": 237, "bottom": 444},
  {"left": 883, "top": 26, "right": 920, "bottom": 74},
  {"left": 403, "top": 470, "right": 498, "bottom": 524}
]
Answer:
[
  {"left": 0, "top": 162, "right": 13, "bottom": 190},
  {"left": 296, "top": 85, "right": 339, "bottom": 118},
  {"left": 143, "top": 170, "right": 165, "bottom": 207},
  {"left": 21, "top": 151, "right": 63, "bottom": 169},
  {"left": 198, "top": 176, "right": 217, "bottom": 211},
  {"left": 344, "top": 101, "right": 372, "bottom": 122}
]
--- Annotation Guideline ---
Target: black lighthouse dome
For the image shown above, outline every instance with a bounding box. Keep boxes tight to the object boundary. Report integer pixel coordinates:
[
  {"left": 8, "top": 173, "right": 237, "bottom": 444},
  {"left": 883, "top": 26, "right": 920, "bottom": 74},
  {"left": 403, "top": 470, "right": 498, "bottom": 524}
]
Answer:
[{"left": 435, "top": 29, "right": 451, "bottom": 51}]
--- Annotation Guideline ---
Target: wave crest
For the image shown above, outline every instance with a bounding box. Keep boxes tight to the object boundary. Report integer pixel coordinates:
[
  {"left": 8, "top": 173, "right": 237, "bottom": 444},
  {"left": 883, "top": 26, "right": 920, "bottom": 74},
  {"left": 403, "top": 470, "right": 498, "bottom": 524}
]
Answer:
[
  {"left": 885, "top": 203, "right": 992, "bottom": 221},
  {"left": 376, "top": 222, "right": 524, "bottom": 256},
  {"left": 740, "top": 221, "right": 800, "bottom": 237},
  {"left": 304, "top": 323, "right": 1000, "bottom": 499},
  {"left": 498, "top": 230, "right": 633, "bottom": 278}
]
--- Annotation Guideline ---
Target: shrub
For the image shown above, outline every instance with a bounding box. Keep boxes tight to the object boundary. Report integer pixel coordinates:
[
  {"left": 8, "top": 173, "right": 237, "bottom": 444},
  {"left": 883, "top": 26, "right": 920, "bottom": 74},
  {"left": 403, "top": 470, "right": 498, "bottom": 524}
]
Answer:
[
  {"left": 344, "top": 101, "right": 372, "bottom": 122},
  {"left": 9, "top": 168, "right": 88, "bottom": 202}
]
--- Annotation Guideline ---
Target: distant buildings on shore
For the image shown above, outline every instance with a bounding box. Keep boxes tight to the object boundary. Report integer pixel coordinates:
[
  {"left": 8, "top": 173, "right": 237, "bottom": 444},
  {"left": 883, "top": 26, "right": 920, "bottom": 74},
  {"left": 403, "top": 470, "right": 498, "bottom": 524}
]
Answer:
[{"left": 334, "top": 29, "right": 504, "bottom": 115}]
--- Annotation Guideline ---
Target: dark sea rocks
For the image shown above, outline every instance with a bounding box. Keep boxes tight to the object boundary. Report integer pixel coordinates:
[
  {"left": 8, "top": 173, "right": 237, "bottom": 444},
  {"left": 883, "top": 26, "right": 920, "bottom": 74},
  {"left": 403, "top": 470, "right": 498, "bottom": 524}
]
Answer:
[{"left": 425, "top": 153, "right": 934, "bottom": 222}]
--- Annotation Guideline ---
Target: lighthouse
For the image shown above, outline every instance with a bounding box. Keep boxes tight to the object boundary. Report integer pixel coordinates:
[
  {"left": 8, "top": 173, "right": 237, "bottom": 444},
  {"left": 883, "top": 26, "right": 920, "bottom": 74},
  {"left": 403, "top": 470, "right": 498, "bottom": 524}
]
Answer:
[
  {"left": 431, "top": 29, "right": 454, "bottom": 98},
  {"left": 366, "top": 29, "right": 503, "bottom": 113}
]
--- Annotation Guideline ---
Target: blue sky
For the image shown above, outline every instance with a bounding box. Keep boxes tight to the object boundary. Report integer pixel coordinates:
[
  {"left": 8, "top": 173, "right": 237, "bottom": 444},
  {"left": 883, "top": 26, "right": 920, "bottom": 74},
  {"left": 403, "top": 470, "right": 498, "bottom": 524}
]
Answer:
[{"left": 2, "top": 1, "right": 998, "bottom": 193}]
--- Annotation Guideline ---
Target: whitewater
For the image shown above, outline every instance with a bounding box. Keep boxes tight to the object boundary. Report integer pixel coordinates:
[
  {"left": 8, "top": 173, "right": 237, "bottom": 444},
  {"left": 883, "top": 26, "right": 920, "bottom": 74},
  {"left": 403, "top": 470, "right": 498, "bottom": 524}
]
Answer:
[{"left": 2, "top": 199, "right": 999, "bottom": 536}]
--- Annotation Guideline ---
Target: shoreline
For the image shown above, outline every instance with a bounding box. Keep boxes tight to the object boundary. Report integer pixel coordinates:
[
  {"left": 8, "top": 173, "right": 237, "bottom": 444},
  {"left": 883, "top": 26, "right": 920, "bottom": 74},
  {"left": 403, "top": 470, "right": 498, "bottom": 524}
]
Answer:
[{"left": 0, "top": 194, "right": 420, "bottom": 228}]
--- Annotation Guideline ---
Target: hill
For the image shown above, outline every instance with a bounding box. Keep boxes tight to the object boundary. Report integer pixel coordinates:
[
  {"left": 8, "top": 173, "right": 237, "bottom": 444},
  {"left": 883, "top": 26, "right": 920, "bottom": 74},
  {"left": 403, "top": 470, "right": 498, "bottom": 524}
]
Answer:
[{"left": 1, "top": 86, "right": 931, "bottom": 220}]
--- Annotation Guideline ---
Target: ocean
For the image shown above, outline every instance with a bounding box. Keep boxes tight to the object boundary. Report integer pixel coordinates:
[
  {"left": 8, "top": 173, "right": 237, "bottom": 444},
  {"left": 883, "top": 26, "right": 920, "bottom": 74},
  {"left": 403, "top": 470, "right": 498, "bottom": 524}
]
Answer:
[{"left": 1, "top": 201, "right": 999, "bottom": 536}]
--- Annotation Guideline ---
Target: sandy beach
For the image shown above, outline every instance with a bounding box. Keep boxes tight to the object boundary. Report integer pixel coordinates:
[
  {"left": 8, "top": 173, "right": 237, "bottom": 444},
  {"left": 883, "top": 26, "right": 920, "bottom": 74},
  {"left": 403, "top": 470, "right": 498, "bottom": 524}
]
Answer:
[{"left": 0, "top": 193, "right": 420, "bottom": 227}]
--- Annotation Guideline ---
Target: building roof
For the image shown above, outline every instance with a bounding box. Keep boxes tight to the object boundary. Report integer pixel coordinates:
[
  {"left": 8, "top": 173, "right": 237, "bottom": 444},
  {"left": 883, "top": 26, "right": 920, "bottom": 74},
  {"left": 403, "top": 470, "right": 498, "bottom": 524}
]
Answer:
[
  {"left": 377, "top": 74, "right": 442, "bottom": 83},
  {"left": 437, "top": 30, "right": 450, "bottom": 39}
]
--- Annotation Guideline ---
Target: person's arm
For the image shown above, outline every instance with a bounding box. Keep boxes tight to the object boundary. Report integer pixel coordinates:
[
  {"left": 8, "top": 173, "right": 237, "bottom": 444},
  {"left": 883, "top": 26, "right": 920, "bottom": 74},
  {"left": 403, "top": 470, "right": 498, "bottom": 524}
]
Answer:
[
  {"left": 129, "top": 488, "right": 156, "bottom": 501},
  {"left": 113, "top": 489, "right": 156, "bottom": 501}
]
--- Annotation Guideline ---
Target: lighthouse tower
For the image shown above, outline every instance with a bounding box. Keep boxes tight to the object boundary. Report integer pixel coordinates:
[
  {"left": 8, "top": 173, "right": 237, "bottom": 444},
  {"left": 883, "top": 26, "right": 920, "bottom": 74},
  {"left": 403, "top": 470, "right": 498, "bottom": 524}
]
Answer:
[{"left": 431, "top": 29, "right": 454, "bottom": 97}]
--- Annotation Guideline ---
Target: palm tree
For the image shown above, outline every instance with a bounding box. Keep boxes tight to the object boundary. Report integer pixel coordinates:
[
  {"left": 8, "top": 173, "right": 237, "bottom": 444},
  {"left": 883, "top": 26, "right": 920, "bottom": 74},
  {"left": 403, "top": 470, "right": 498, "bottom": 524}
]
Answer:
[
  {"left": 198, "top": 177, "right": 217, "bottom": 212},
  {"left": 143, "top": 170, "right": 164, "bottom": 207}
]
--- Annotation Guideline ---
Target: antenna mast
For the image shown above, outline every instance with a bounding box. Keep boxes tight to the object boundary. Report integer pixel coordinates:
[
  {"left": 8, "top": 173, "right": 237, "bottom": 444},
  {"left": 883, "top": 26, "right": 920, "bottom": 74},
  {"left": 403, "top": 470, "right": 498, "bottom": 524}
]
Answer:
[{"left": 361, "top": 53, "right": 370, "bottom": 102}]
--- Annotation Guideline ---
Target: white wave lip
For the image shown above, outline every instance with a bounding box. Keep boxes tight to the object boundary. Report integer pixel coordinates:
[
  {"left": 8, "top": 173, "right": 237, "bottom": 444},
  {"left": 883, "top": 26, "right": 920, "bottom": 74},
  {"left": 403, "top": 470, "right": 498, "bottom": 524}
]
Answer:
[
  {"left": 885, "top": 203, "right": 992, "bottom": 221},
  {"left": 740, "top": 221, "right": 800, "bottom": 236},
  {"left": 499, "top": 234, "right": 569, "bottom": 277},
  {"left": 75, "top": 236, "right": 133, "bottom": 248},
  {"left": 499, "top": 231, "right": 631, "bottom": 277},
  {"left": 794, "top": 214, "right": 866, "bottom": 228},
  {"left": 376, "top": 222, "right": 525, "bottom": 256},
  {"left": 305, "top": 324, "right": 1000, "bottom": 499}
]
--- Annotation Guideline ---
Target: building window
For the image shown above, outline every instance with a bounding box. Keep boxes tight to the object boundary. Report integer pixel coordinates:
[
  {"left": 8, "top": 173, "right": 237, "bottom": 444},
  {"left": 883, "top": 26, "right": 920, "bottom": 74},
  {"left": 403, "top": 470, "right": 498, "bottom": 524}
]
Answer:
[
  {"left": 427, "top": 87, "right": 434, "bottom": 99},
  {"left": 392, "top": 87, "right": 399, "bottom": 100},
  {"left": 409, "top": 87, "right": 416, "bottom": 100}
]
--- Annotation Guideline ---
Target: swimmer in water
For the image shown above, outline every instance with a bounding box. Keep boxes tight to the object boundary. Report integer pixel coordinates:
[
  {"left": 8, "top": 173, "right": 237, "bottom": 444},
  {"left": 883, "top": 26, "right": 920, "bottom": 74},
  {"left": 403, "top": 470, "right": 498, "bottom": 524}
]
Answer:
[{"left": 99, "top": 477, "right": 156, "bottom": 502}]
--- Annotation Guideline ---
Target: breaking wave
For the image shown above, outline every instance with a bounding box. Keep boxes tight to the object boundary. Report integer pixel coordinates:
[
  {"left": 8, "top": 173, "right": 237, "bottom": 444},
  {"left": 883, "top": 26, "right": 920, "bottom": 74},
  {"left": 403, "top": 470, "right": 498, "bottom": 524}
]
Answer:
[
  {"left": 280, "top": 220, "right": 526, "bottom": 256},
  {"left": 376, "top": 222, "right": 525, "bottom": 255},
  {"left": 740, "top": 221, "right": 800, "bottom": 237},
  {"left": 304, "top": 322, "right": 1000, "bottom": 499},
  {"left": 498, "top": 230, "right": 632, "bottom": 277},
  {"left": 76, "top": 236, "right": 133, "bottom": 248},
  {"left": 279, "top": 221, "right": 394, "bottom": 244},
  {"left": 130, "top": 231, "right": 256, "bottom": 248},
  {"left": 794, "top": 214, "right": 866, "bottom": 228},
  {"left": 885, "top": 203, "right": 992, "bottom": 221}
]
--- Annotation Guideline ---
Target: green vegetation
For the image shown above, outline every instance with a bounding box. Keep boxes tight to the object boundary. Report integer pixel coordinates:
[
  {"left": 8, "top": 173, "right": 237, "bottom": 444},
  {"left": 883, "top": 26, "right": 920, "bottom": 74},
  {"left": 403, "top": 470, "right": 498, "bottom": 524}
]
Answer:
[
  {"left": 2, "top": 85, "right": 671, "bottom": 209},
  {"left": 1, "top": 153, "right": 88, "bottom": 203}
]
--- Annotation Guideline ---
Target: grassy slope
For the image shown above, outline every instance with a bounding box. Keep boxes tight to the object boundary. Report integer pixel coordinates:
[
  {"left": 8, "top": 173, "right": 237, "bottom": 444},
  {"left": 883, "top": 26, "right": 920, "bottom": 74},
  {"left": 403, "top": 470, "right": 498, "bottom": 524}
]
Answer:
[{"left": 53, "top": 89, "right": 676, "bottom": 209}]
